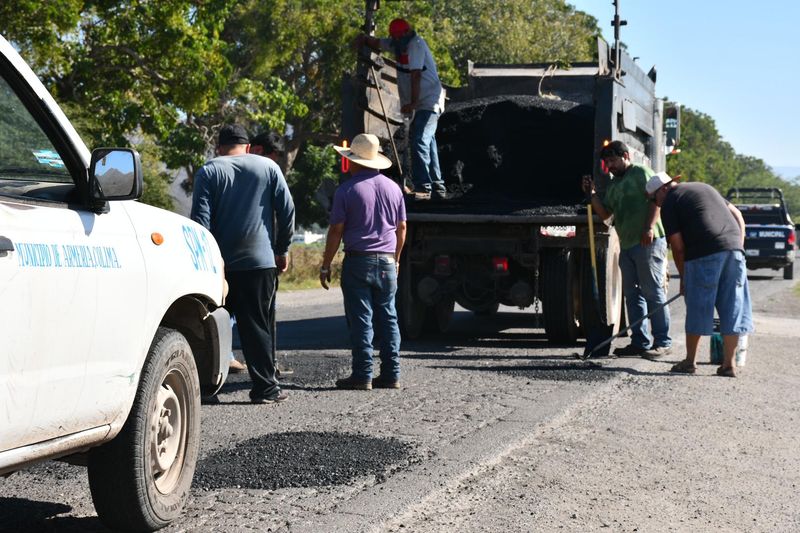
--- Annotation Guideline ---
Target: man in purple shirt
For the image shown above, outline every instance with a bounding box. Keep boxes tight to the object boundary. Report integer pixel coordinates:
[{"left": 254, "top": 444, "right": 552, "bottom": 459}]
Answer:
[{"left": 320, "top": 134, "right": 407, "bottom": 390}]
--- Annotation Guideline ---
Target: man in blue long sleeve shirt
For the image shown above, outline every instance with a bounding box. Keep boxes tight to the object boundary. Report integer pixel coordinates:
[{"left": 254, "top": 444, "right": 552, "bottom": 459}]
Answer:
[{"left": 191, "top": 124, "right": 295, "bottom": 403}]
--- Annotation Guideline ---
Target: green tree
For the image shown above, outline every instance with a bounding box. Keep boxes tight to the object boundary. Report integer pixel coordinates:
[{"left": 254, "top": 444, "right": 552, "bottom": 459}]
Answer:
[
  {"left": 287, "top": 143, "right": 339, "bottom": 228},
  {"left": 667, "top": 103, "right": 800, "bottom": 220},
  {"left": 2, "top": 0, "right": 601, "bottom": 222}
]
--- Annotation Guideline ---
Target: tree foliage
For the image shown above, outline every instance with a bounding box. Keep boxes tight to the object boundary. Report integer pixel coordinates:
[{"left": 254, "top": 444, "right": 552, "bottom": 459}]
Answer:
[
  {"left": 2, "top": 0, "right": 601, "bottom": 221},
  {"left": 667, "top": 104, "right": 800, "bottom": 219},
  {"left": 5, "top": 2, "right": 795, "bottom": 224}
]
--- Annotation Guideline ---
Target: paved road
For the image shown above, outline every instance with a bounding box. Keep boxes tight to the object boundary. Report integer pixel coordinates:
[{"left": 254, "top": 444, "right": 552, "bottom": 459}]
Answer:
[{"left": 1, "top": 263, "right": 798, "bottom": 532}]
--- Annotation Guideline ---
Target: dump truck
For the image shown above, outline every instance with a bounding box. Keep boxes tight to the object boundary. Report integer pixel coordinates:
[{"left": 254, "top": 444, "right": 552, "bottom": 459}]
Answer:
[
  {"left": 726, "top": 187, "right": 796, "bottom": 280},
  {"left": 342, "top": 6, "right": 670, "bottom": 344}
]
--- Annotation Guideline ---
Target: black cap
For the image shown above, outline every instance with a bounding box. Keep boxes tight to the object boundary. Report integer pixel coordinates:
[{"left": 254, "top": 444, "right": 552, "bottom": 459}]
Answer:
[
  {"left": 218, "top": 124, "right": 250, "bottom": 146},
  {"left": 250, "top": 131, "right": 285, "bottom": 154}
]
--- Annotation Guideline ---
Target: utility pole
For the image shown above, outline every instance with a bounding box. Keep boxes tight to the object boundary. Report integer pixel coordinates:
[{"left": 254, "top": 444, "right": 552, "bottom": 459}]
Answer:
[
  {"left": 611, "top": 0, "right": 627, "bottom": 79},
  {"left": 364, "top": 0, "right": 379, "bottom": 35}
]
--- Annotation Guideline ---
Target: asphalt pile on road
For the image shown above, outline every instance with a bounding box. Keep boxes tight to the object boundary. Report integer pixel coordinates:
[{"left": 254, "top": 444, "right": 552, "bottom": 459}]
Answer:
[
  {"left": 194, "top": 431, "right": 413, "bottom": 490},
  {"left": 458, "top": 360, "right": 615, "bottom": 382},
  {"left": 414, "top": 94, "right": 594, "bottom": 216}
]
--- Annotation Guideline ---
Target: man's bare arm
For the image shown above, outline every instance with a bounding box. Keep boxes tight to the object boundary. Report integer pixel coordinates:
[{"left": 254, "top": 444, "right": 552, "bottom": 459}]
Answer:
[
  {"left": 667, "top": 232, "right": 686, "bottom": 294},
  {"left": 394, "top": 221, "right": 407, "bottom": 266},
  {"left": 320, "top": 223, "right": 345, "bottom": 290}
]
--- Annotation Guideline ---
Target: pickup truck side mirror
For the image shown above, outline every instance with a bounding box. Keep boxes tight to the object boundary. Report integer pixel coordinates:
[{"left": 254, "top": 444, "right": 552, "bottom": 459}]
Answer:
[{"left": 89, "top": 148, "right": 143, "bottom": 204}]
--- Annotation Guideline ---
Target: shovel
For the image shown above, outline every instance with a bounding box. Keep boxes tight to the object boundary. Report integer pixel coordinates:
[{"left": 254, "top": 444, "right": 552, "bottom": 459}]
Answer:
[
  {"left": 580, "top": 293, "right": 682, "bottom": 360},
  {"left": 583, "top": 198, "right": 610, "bottom": 357}
]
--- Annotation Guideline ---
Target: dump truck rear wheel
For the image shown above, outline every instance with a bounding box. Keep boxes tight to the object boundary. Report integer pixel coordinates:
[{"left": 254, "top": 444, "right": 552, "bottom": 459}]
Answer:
[
  {"left": 431, "top": 296, "right": 455, "bottom": 333},
  {"left": 397, "top": 257, "right": 428, "bottom": 339},
  {"left": 540, "top": 249, "right": 580, "bottom": 344}
]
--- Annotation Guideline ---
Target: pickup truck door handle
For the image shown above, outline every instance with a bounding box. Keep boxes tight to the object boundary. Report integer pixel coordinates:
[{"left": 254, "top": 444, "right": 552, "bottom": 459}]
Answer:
[{"left": 0, "top": 236, "right": 15, "bottom": 252}]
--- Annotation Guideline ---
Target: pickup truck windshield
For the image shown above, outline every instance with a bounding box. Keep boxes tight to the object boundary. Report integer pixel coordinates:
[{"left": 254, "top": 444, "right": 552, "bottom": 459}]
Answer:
[{"left": 0, "top": 76, "right": 71, "bottom": 184}]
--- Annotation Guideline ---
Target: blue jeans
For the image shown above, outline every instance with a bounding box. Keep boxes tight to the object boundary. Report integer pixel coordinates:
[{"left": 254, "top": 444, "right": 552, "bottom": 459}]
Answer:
[
  {"left": 341, "top": 254, "right": 401, "bottom": 381},
  {"left": 684, "top": 250, "right": 753, "bottom": 336},
  {"left": 410, "top": 109, "right": 445, "bottom": 193},
  {"left": 618, "top": 238, "right": 672, "bottom": 349}
]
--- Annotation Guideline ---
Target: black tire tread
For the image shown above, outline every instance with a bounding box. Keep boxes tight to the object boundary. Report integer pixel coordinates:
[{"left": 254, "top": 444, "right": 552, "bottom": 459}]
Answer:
[
  {"left": 540, "top": 249, "right": 579, "bottom": 344},
  {"left": 88, "top": 327, "right": 199, "bottom": 532}
]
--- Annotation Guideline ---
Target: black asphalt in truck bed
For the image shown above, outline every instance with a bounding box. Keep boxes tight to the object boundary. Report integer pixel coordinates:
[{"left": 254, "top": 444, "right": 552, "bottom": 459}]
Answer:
[{"left": 412, "top": 94, "right": 594, "bottom": 215}]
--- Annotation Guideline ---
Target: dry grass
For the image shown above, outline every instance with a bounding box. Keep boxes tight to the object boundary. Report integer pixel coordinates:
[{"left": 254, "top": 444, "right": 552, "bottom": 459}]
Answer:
[{"left": 279, "top": 242, "right": 343, "bottom": 291}]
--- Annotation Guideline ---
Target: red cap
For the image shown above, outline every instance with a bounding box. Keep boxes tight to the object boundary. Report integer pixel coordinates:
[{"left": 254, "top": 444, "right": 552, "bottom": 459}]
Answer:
[{"left": 389, "top": 18, "right": 411, "bottom": 38}]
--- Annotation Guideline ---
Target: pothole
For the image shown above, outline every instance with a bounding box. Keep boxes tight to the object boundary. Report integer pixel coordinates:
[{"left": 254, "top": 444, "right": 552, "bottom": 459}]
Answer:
[{"left": 194, "top": 431, "right": 413, "bottom": 490}]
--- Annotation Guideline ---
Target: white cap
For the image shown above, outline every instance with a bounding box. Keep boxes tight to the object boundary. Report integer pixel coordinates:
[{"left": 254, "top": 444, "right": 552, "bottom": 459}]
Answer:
[{"left": 645, "top": 171, "right": 673, "bottom": 196}]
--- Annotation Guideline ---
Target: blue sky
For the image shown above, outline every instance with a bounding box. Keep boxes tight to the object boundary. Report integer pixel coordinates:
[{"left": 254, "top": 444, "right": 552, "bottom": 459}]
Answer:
[{"left": 567, "top": 0, "right": 799, "bottom": 173}]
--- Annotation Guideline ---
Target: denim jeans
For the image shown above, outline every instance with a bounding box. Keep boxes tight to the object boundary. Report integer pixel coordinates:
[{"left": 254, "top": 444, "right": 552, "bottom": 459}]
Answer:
[
  {"left": 618, "top": 237, "right": 672, "bottom": 349},
  {"left": 341, "top": 254, "right": 401, "bottom": 381},
  {"left": 410, "top": 109, "right": 445, "bottom": 193},
  {"left": 684, "top": 250, "right": 753, "bottom": 336}
]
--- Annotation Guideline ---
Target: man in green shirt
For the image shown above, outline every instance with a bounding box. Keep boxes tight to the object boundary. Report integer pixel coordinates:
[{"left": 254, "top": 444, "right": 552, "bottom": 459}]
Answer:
[{"left": 582, "top": 141, "right": 672, "bottom": 358}]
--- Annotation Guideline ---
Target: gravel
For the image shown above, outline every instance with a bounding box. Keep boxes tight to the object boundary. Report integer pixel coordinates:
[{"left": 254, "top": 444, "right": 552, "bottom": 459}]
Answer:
[
  {"left": 444, "top": 360, "right": 615, "bottom": 382},
  {"left": 409, "top": 94, "right": 594, "bottom": 216},
  {"left": 194, "top": 431, "right": 414, "bottom": 490}
]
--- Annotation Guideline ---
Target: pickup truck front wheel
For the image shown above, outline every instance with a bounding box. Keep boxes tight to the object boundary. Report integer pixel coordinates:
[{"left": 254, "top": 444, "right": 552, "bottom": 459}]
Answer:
[
  {"left": 784, "top": 264, "right": 794, "bottom": 280},
  {"left": 88, "top": 327, "right": 200, "bottom": 532}
]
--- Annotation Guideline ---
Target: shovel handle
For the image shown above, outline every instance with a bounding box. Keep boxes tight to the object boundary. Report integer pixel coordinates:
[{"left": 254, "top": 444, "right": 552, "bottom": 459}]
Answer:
[{"left": 581, "top": 293, "right": 682, "bottom": 360}]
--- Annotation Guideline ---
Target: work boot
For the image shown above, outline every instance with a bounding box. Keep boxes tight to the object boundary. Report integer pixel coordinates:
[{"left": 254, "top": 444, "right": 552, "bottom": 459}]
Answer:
[
  {"left": 412, "top": 191, "right": 431, "bottom": 200},
  {"left": 250, "top": 390, "right": 289, "bottom": 404},
  {"left": 642, "top": 346, "right": 671, "bottom": 360},
  {"left": 612, "top": 344, "right": 646, "bottom": 357},
  {"left": 431, "top": 190, "right": 453, "bottom": 200},
  {"left": 372, "top": 376, "right": 400, "bottom": 389},
  {"left": 335, "top": 375, "right": 372, "bottom": 390}
]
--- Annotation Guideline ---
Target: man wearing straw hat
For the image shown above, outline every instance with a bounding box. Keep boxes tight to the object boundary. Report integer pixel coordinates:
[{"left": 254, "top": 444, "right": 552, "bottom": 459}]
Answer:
[{"left": 320, "top": 133, "right": 407, "bottom": 390}]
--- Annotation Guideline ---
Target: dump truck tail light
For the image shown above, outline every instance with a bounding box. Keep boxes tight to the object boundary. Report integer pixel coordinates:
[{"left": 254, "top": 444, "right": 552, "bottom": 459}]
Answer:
[
  {"left": 492, "top": 256, "right": 509, "bottom": 273},
  {"left": 340, "top": 140, "right": 350, "bottom": 173},
  {"left": 434, "top": 255, "right": 451, "bottom": 275}
]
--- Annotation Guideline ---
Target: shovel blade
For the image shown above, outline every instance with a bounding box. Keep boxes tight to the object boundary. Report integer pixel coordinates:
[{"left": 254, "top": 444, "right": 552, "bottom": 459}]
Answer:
[{"left": 583, "top": 327, "right": 612, "bottom": 358}]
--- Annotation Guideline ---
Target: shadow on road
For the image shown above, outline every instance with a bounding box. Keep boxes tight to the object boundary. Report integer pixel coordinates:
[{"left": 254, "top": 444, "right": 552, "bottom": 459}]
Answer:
[
  {"left": 0, "top": 498, "right": 109, "bottom": 532},
  {"left": 429, "top": 362, "right": 671, "bottom": 382},
  {"left": 278, "top": 315, "right": 351, "bottom": 350}
]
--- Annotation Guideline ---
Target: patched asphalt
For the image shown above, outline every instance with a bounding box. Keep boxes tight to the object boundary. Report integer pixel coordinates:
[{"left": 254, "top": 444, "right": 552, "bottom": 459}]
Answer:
[{"left": 194, "top": 431, "right": 414, "bottom": 490}]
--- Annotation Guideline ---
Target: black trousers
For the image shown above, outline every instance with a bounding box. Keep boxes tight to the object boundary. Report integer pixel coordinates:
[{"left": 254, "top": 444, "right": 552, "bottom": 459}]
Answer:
[{"left": 225, "top": 268, "right": 279, "bottom": 398}]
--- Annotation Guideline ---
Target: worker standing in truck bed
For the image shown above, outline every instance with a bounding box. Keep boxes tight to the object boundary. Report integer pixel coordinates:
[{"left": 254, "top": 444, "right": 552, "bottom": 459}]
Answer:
[{"left": 356, "top": 18, "right": 448, "bottom": 200}]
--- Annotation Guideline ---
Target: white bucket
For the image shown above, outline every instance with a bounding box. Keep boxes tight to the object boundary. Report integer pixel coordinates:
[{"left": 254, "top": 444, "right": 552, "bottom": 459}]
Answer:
[{"left": 735, "top": 335, "right": 749, "bottom": 367}]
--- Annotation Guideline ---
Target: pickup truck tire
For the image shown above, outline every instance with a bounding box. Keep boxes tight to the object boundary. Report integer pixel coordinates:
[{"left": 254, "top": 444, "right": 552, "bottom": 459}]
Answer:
[
  {"left": 540, "top": 249, "right": 580, "bottom": 343},
  {"left": 784, "top": 264, "right": 794, "bottom": 280},
  {"left": 88, "top": 327, "right": 200, "bottom": 532}
]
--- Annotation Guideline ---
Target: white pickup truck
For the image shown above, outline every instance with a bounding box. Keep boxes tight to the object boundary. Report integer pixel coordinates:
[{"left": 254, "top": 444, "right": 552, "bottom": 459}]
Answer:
[{"left": 0, "top": 36, "right": 231, "bottom": 531}]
